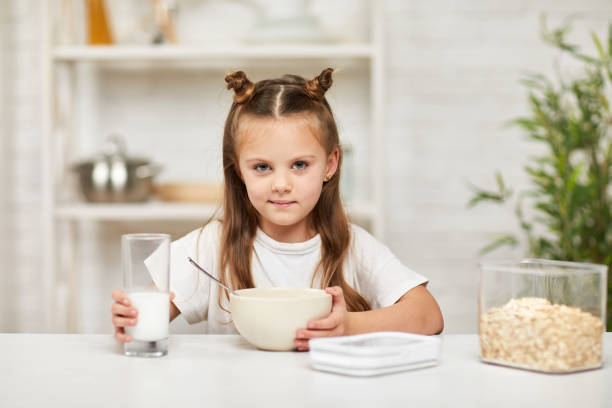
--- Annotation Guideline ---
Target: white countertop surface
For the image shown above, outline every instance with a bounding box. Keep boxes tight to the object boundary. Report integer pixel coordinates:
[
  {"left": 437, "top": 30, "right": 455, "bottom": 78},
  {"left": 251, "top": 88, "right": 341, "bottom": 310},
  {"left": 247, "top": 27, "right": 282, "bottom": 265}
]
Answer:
[{"left": 1, "top": 333, "right": 611, "bottom": 408}]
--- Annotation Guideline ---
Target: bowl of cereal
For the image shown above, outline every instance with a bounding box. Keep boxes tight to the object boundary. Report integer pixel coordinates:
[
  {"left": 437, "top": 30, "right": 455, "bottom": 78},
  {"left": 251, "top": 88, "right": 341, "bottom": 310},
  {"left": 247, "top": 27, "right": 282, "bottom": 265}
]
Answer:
[
  {"left": 230, "top": 288, "right": 332, "bottom": 351},
  {"left": 479, "top": 259, "right": 607, "bottom": 373}
]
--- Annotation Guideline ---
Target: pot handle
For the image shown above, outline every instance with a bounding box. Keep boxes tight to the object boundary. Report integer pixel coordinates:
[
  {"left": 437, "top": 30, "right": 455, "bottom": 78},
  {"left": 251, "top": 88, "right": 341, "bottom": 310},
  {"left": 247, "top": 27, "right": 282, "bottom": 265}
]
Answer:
[{"left": 135, "top": 163, "right": 163, "bottom": 179}]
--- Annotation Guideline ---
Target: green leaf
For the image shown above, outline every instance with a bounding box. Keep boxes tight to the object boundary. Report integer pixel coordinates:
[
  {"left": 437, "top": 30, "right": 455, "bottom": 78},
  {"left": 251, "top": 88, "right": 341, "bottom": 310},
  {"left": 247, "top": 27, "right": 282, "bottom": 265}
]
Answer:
[
  {"left": 592, "top": 31, "right": 606, "bottom": 60},
  {"left": 478, "top": 234, "right": 519, "bottom": 255},
  {"left": 535, "top": 202, "right": 559, "bottom": 218},
  {"left": 506, "top": 118, "right": 539, "bottom": 131},
  {"left": 540, "top": 14, "right": 601, "bottom": 66},
  {"left": 565, "top": 163, "right": 583, "bottom": 196},
  {"left": 495, "top": 171, "right": 507, "bottom": 193},
  {"left": 466, "top": 172, "right": 513, "bottom": 208},
  {"left": 467, "top": 190, "right": 507, "bottom": 208},
  {"left": 608, "top": 22, "right": 612, "bottom": 57},
  {"left": 519, "top": 72, "right": 552, "bottom": 90}
]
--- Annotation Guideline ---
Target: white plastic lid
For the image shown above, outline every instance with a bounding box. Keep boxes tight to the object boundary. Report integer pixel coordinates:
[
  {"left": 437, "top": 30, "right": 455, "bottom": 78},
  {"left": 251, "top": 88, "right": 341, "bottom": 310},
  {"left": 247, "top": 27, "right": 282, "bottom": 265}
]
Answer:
[{"left": 309, "top": 332, "right": 440, "bottom": 376}]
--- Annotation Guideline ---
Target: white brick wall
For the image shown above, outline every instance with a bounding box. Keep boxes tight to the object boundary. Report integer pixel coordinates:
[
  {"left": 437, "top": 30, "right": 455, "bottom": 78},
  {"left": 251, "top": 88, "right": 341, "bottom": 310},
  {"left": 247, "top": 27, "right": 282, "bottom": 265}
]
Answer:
[
  {"left": 2, "top": 0, "right": 611, "bottom": 334},
  {"left": 1, "top": 0, "right": 46, "bottom": 332}
]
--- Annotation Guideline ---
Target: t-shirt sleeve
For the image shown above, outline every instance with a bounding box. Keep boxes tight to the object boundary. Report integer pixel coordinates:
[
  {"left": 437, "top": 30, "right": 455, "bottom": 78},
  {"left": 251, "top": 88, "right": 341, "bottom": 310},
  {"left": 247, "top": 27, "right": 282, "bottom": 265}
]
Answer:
[
  {"left": 145, "top": 226, "right": 215, "bottom": 324},
  {"left": 349, "top": 225, "right": 429, "bottom": 309}
]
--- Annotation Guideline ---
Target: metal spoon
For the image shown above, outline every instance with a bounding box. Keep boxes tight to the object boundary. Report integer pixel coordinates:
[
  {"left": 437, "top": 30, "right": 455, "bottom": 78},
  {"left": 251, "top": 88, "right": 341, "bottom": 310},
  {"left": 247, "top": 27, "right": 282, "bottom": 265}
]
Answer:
[{"left": 188, "top": 257, "right": 235, "bottom": 295}]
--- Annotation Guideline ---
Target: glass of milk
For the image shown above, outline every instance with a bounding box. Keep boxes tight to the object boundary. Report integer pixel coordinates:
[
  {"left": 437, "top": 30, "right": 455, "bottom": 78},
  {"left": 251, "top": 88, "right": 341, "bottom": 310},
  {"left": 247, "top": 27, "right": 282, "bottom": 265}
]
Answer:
[{"left": 122, "top": 233, "right": 171, "bottom": 357}]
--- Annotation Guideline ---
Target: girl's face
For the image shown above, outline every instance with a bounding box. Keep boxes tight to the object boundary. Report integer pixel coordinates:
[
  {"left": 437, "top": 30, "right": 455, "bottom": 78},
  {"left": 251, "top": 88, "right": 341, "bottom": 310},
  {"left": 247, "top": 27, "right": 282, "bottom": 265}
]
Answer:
[{"left": 236, "top": 115, "right": 338, "bottom": 242}]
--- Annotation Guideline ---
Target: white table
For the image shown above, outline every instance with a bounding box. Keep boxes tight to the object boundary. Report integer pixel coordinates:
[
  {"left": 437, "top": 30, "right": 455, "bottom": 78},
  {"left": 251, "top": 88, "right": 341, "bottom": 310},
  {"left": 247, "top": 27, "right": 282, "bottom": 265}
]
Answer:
[{"left": 1, "top": 333, "right": 611, "bottom": 408}]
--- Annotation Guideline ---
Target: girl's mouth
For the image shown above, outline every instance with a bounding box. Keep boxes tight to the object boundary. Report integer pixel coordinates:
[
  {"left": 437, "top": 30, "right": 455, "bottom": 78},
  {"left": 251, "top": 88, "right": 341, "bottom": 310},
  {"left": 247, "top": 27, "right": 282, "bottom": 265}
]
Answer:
[{"left": 268, "top": 200, "right": 296, "bottom": 208}]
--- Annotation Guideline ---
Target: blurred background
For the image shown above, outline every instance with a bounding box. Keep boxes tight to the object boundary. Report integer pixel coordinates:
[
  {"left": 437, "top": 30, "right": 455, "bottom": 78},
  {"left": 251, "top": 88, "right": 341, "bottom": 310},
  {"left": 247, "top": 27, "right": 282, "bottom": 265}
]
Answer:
[{"left": 1, "top": 0, "right": 611, "bottom": 335}]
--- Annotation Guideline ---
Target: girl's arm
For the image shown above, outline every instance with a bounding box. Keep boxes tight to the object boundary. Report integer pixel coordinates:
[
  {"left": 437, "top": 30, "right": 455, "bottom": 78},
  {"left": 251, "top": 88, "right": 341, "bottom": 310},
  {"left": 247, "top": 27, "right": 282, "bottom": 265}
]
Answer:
[
  {"left": 346, "top": 284, "right": 443, "bottom": 335},
  {"left": 294, "top": 284, "right": 443, "bottom": 351}
]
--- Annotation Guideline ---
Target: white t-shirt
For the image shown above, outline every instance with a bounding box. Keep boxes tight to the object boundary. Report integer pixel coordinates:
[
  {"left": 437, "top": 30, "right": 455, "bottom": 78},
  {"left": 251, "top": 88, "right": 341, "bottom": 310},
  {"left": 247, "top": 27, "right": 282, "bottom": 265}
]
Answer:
[{"left": 148, "top": 220, "right": 428, "bottom": 334}]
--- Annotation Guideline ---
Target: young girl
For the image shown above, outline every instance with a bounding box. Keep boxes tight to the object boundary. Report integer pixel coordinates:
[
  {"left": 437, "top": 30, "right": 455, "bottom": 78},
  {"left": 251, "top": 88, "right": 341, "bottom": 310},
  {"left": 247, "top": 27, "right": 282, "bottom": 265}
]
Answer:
[{"left": 111, "top": 68, "right": 444, "bottom": 351}]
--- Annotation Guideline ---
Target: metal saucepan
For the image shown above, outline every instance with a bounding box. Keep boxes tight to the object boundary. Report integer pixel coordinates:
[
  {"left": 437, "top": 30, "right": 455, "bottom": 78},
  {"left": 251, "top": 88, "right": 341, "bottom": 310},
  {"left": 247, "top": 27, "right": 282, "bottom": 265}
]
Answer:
[{"left": 71, "top": 135, "right": 163, "bottom": 203}]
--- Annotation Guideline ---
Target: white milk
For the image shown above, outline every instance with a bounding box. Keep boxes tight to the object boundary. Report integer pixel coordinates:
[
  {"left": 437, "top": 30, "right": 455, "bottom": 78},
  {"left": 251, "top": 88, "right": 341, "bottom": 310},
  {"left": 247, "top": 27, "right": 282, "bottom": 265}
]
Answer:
[{"left": 125, "top": 292, "right": 170, "bottom": 342}]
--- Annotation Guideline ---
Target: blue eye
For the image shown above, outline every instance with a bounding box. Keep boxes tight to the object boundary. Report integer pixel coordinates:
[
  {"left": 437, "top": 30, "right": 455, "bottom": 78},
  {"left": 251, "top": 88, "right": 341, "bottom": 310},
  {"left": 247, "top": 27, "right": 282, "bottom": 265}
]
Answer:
[
  {"left": 292, "top": 161, "right": 308, "bottom": 170},
  {"left": 254, "top": 163, "right": 270, "bottom": 172}
]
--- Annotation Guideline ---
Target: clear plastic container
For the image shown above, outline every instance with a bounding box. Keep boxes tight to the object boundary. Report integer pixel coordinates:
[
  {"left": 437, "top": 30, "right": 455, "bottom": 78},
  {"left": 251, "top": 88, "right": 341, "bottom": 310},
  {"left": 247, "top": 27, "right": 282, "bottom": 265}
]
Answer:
[{"left": 479, "top": 259, "right": 607, "bottom": 373}]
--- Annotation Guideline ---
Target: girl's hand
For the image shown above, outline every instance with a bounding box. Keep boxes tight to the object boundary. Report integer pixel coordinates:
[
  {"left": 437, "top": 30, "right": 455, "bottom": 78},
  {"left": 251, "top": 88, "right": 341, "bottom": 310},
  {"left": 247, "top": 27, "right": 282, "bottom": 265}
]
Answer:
[
  {"left": 110, "top": 290, "right": 175, "bottom": 343},
  {"left": 294, "top": 286, "right": 348, "bottom": 351}
]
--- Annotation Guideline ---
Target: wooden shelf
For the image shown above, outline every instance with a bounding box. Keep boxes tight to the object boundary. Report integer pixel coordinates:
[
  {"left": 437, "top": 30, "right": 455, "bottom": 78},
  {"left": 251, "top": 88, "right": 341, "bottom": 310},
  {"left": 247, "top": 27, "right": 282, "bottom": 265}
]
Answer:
[
  {"left": 54, "top": 201, "right": 376, "bottom": 221},
  {"left": 55, "top": 202, "right": 219, "bottom": 221},
  {"left": 53, "top": 44, "right": 375, "bottom": 62}
]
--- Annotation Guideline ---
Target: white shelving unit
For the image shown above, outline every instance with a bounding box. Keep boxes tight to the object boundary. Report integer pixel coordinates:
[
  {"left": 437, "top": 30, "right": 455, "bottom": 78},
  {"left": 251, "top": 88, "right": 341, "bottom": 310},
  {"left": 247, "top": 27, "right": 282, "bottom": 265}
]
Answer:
[
  {"left": 53, "top": 44, "right": 375, "bottom": 60},
  {"left": 42, "top": 1, "right": 385, "bottom": 332}
]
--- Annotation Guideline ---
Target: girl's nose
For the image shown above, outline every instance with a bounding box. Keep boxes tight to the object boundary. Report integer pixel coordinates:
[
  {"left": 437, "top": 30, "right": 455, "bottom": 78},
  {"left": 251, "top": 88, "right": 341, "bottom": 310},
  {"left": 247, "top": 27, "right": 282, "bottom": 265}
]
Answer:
[
  {"left": 272, "top": 183, "right": 291, "bottom": 193},
  {"left": 272, "top": 172, "right": 291, "bottom": 193}
]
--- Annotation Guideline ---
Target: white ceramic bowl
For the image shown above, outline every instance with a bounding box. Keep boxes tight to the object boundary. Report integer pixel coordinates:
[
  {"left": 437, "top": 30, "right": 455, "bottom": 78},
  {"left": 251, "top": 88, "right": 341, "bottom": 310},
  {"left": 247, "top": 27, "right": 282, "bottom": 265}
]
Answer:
[{"left": 230, "top": 288, "right": 332, "bottom": 351}]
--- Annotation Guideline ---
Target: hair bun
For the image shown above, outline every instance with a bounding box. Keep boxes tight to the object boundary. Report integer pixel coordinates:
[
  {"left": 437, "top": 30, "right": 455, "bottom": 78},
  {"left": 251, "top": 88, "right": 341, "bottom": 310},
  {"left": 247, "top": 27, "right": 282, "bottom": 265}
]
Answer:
[
  {"left": 225, "top": 71, "right": 255, "bottom": 104},
  {"left": 305, "top": 68, "right": 334, "bottom": 100}
]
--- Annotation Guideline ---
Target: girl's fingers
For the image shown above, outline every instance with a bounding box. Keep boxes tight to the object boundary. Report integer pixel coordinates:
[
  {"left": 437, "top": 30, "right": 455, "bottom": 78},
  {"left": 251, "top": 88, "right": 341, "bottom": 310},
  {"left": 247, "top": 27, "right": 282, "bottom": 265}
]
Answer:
[
  {"left": 113, "top": 316, "right": 137, "bottom": 328},
  {"left": 326, "top": 286, "right": 346, "bottom": 307},
  {"left": 114, "top": 327, "right": 132, "bottom": 343},
  {"left": 111, "top": 290, "right": 124, "bottom": 301},
  {"left": 295, "top": 286, "right": 347, "bottom": 347},
  {"left": 294, "top": 323, "right": 343, "bottom": 350},
  {"left": 306, "top": 311, "right": 342, "bottom": 330},
  {"left": 294, "top": 329, "right": 338, "bottom": 350},
  {"left": 111, "top": 290, "right": 131, "bottom": 306},
  {"left": 295, "top": 328, "right": 339, "bottom": 340},
  {"left": 112, "top": 289, "right": 134, "bottom": 344},
  {"left": 111, "top": 303, "right": 137, "bottom": 318},
  {"left": 295, "top": 340, "right": 310, "bottom": 351},
  {"left": 307, "top": 297, "right": 345, "bottom": 330}
]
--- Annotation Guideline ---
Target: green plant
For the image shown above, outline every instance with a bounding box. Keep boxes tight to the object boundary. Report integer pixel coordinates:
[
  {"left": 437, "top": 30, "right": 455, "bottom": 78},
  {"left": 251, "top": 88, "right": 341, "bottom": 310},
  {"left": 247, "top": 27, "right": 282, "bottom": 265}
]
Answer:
[{"left": 469, "top": 17, "right": 612, "bottom": 330}]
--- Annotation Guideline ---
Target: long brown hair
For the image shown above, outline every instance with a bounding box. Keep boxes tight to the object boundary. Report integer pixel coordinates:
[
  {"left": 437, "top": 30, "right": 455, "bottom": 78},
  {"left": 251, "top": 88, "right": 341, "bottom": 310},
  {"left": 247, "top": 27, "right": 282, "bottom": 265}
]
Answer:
[{"left": 217, "top": 68, "right": 371, "bottom": 313}]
